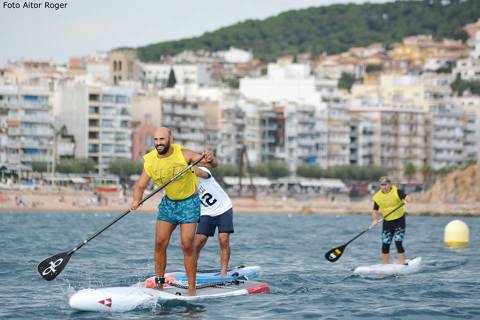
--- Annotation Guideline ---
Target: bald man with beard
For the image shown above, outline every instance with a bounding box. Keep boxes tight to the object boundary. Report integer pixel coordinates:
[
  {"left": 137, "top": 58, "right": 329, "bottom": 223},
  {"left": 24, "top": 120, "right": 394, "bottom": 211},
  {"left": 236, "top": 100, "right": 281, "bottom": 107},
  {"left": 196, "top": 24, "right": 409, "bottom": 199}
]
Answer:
[{"left": 131, "top": 127, "right": 217, "bottom": 296}]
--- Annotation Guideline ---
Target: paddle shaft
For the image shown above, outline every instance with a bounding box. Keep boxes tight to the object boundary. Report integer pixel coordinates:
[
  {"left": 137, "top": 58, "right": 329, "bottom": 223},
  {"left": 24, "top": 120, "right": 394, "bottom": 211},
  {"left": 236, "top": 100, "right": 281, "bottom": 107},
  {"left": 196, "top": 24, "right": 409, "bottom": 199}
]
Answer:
[
  {"left": 343, "top": 202, "right": 405, "bottom": 247},
  {"left": 66, "top": 155, "right": 205, "bottom": 256}
]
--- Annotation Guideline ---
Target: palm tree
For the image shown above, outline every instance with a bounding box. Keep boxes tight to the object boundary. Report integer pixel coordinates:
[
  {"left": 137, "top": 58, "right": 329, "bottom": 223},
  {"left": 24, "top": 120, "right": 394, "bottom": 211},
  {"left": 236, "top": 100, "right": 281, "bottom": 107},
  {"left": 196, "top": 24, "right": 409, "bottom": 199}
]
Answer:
[{"left": 404, "top": 163, "right": 416, "bottom": 182}]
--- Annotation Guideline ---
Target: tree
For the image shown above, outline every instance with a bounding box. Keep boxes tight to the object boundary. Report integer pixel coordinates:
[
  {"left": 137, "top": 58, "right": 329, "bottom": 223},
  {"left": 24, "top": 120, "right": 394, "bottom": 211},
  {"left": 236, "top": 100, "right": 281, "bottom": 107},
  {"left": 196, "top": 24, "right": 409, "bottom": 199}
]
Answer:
[
  {"left": 404, "top": 163, "right": 416, "bottom": 182},
  {"left": 57, "top": 158, "right": 96, "bottom": 173},
  {"left": 108, "top": 158, "right": 143, "bottom": 182},
  {"left": 222, "top": 76, "right": 240, "bottom": 89},
  {"left": 296, "top": 164, "right": 323, "bottom": 178},
  {"left": 166, "top": 68, "right": 177, "bottom": 88},
  {"left": 338, "top": 72, "right": 357, "bottom": 92},
  {"left": 451, "top": 74, "right": 480, "bottom": 96},
  {"left": 421, "top": 165, "right": 433, "bottom": 184},
  {"left": 254, "top": 161, "right": 289, "bottom": 179},
  {"left": 366, "top": 64, "right": 383, "bottom": 73},
  {"left": 210, "top": 164, "right": 240, "bottom": 187},
  {"left": 32, "top": 161, "right": 48, "bottom": 173}
]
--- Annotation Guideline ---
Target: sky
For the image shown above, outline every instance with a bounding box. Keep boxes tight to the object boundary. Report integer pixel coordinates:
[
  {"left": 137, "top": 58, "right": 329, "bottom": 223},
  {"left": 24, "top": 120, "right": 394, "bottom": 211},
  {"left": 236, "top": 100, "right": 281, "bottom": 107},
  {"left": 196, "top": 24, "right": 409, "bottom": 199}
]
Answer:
[{"left": 0, "top": 0, "right": 393, "bottom": 66}]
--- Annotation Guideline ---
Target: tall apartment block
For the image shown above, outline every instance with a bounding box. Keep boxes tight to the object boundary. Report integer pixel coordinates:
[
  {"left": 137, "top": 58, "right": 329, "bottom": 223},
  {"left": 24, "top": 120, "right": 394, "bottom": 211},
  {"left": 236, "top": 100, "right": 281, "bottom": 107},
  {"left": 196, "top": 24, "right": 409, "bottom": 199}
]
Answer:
[
  {"left": 1, "top": 85, "right": 53, "bottom": 167},
  {"left": 429, "top": 104, "right": 466, "bottom": 169},
  {"left": 55, "top": 81, "right": 133, "bottom": 173},
  {"left": 161, "top": 97, "right": 206, "bottom": 151},
  {"left": 350, "top": 106, "right": 428, "bottom": 182},
  {"left": 217, "top": 98, "right": 245, "bottom": 165}
]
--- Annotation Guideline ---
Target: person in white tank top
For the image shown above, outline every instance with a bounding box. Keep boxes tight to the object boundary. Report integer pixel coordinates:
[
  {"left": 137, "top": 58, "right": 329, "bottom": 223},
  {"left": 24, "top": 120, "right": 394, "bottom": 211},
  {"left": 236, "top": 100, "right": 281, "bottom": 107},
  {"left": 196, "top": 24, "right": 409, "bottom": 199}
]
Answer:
[{"left": 194, "top": 167, "right": 234, "bottom": 276}]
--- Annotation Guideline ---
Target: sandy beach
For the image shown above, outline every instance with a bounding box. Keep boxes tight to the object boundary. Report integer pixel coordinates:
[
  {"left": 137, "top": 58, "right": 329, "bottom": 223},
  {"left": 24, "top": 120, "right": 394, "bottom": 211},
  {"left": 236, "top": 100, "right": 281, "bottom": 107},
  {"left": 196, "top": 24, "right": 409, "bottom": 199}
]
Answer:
[{"left": 1, "top": 188, "right": 480, "bottom": 216}]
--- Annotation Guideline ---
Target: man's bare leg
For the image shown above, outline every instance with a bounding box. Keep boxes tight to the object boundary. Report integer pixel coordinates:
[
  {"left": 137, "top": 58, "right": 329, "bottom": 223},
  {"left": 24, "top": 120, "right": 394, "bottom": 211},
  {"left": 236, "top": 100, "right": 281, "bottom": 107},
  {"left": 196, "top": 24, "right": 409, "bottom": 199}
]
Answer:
[
  {"left": 194, "top": 234, "right": 208, "bottom": 256},
  {"left": 155, "top": 220, "right": 176, "bottom": 288},
  {"left": 382, "top": 253, "right": 390, "bottom": 264},
  {"left": 398, "top": 252, "right": 406, "bottom": 265},
  {"left": 218, "top": 233, "right": 230, "bottom": 277},
  {"left": 180, "top": 223, "right": 197, "bottom": 296}
]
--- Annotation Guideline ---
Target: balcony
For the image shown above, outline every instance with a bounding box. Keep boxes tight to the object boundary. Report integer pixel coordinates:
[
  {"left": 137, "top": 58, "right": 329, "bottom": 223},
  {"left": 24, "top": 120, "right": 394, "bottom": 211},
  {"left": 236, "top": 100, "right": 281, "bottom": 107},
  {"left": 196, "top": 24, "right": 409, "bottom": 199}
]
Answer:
[
  {"left": 9, "top": 128, "right": 53, "bottom": 136},
  {"left": 20, "top": 153, "right": 52, "bottom": 163},
  {"left": 163, "top": 105, "right": 203, "bottom": 117},
  {"left": 15, "top": 114, "right": 51, "bottom": 123},
  {"left": 434, "top": 153, "right": 464, "bottom": 162},
  {"left": 175, "top": 132, "right": 204, "bottom": 142},
  {"left": 432, "top": 141, "right": 463, "bottom": 150}
]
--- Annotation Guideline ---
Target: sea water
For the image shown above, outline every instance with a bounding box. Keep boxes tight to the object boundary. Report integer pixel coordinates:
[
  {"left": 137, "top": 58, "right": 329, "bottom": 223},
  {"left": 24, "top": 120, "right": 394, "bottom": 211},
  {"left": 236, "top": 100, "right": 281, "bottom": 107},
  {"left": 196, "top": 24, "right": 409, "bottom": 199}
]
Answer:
[{"left": 0, "top": 211, "right": 478, "bottom": 319}]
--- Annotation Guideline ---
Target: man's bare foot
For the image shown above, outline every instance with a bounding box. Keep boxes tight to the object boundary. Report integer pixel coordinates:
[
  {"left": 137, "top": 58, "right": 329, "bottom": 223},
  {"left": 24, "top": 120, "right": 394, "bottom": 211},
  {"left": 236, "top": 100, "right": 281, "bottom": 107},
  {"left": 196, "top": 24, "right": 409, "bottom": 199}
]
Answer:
[{"left": 188, "top": 288, "right": 196, "bottom": 296}]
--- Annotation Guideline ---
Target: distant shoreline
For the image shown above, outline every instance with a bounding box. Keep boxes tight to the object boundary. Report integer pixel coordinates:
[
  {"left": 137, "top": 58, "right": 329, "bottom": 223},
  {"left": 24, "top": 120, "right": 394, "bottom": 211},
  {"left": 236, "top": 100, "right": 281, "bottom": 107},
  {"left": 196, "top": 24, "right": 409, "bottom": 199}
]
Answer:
[{"left": 1, "top": 189, "right": 479, "bottom": 216}]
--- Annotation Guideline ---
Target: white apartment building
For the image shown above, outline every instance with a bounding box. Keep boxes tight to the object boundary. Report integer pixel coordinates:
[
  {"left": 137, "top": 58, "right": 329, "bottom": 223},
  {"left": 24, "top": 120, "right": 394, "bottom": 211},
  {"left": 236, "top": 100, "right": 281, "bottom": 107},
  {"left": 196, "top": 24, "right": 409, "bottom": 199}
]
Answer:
[
  {"left": 283, "top": 102, "right": 328, "bottom": 172},
  {"left": 349, "top": 102, "right": 428, "bottom": 182},
  {"left": 349, "top": 114, "right": 376, "bottom": 166},
  {"left": 423, "top": 57, "right": 453, "bottom": 72},
  {"left": 453, "top": 58, "right": 480, "bottom": 81},
  {"left": 455, "top": 96, "right": 480, "bottom": 164},
  {"left": 429, "top": 103, "right": 465, "bottom": 170},
  {"left": 158, "top": 85, "right": 227, "bottom": 153},
  {"left": 260, "top": 105, "right": 284, "bottom": 163},
  {"left": 141, "top": 64, "right": 212, "bottom": 88},
  {"left": 0, "top": 85, "right": 54, "bottom": 167},
  {"left": 54, "top": 81, "right": 133, "bottom": 173},
  {"left": 217, "top": 96, "right": 245, "bottom": 165},
  {"left": 161, "top": 97, "right": 206, "bottom": 152},
  {"left": 320, "top": 89, "right": 351, "bottom": 167},
  {"left": 238, "top": 99, "right": 262, "bottom": 165}
]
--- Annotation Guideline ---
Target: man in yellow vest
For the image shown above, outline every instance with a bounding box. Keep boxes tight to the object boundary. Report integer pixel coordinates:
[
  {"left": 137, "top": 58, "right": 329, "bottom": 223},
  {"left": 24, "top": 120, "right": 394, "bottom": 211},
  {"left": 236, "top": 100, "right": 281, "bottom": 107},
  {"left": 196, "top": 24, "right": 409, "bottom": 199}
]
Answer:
[
  {"left": 372, "top": 176, "right": 411, "bottom": 265},
  {"left": 130, "top": 127, "right": 217, "bottom": 296}
]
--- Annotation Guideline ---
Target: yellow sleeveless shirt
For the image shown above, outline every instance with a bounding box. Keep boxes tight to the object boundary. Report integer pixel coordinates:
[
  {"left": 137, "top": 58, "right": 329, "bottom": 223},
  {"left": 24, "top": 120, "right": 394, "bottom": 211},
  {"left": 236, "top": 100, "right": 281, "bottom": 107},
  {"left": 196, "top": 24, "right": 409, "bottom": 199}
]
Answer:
[
  {"left": 372, "top": 185, "right": 405, "bottom": 221},
  {"left": 143, "top": 144, "right": 198, "bottom": 200}
]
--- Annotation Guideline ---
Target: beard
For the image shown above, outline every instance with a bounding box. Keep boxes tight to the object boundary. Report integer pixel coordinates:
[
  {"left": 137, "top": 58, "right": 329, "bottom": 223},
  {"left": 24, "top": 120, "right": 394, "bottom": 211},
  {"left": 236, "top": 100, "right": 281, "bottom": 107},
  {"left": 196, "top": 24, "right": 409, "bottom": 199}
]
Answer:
[{"left": 155, "top": 141, "right": 171, "bottom": 155}]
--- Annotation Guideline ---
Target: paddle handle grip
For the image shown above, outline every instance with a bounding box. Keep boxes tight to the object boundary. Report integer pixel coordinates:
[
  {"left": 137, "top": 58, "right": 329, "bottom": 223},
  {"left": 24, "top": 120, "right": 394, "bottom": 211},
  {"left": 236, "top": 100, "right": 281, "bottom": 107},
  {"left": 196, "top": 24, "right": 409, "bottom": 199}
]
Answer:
[{"left": 68, "top": 155, "right": 205, "bottom": 255}]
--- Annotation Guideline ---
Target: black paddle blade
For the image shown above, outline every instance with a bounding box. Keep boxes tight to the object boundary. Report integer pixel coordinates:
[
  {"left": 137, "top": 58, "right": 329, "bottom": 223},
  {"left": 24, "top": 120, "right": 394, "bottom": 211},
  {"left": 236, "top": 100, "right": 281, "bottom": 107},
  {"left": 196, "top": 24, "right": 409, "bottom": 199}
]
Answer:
[
  {"left": 324, "top": 244, "right": 346, "bottom": 263},
  {"left": 37, "top": 251, "right": 72, "bottom": 281}
]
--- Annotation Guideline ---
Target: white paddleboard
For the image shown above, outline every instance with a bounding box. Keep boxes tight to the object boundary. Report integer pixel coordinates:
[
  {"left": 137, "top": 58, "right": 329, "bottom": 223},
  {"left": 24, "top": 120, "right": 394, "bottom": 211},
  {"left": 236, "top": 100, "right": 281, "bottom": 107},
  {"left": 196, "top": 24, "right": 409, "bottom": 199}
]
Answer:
[
  {"left": 69, "top": 280, "right": 269, "bottom": 312},
  {"left": 353, "top": 257, "right": 422, "bottom": 276}
]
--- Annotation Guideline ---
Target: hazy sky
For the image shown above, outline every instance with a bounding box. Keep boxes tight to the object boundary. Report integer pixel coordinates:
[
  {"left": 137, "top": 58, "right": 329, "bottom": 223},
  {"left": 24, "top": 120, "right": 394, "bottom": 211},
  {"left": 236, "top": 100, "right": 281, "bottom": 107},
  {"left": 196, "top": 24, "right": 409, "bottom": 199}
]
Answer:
[{"left": 0, "top": 0, "right": 392, "bottom": 66}]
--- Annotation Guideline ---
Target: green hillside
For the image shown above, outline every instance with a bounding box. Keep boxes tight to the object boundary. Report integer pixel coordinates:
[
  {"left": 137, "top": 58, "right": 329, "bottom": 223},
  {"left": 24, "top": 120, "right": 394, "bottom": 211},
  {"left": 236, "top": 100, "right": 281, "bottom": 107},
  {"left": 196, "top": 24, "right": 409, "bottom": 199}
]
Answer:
[{"left": 137, "top": 0, "right": 480, "bottom": 62}]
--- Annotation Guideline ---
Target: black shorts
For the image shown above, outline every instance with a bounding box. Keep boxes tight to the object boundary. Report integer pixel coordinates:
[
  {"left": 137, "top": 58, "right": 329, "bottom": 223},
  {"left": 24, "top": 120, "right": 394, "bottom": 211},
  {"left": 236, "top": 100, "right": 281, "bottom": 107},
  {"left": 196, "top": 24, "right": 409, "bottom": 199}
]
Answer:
[
  {"left": 196, "top": 208, "right": 234, "bottom": 237},
  {"left": 382, "top": 215, "right": 406, "bottom": 244}
]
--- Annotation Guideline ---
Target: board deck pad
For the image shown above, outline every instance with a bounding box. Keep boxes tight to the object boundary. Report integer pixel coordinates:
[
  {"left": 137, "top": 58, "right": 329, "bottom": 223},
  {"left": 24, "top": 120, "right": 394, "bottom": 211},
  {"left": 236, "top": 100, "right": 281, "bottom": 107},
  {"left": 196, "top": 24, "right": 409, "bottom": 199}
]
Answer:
[{"left": 163, "top": 265, "right": 261, "bottom": 283}]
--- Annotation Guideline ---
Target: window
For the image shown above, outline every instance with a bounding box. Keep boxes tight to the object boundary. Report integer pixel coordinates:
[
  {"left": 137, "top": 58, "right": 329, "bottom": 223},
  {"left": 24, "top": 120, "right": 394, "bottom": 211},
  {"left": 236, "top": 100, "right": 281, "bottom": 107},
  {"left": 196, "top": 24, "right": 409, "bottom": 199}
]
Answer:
[
  {"left": 89, "top": 107, "right": 99, "bottom": 114},
  {"left": 102, "top": 95, "right": 115, "bottom": 103},
  {"left": 101, "top": 119, "right": 114, "bottom": 127},
  {"left": 116, "top": 95, "right": 129, "bottom": 104}
]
